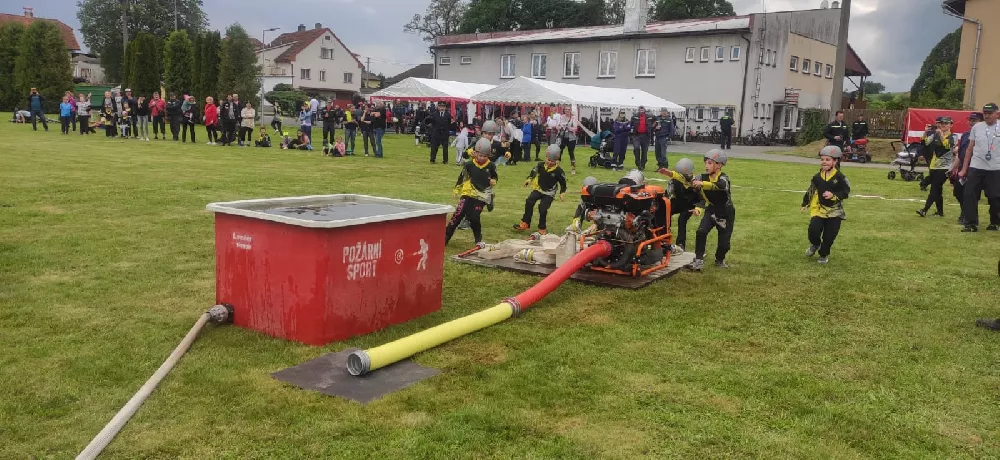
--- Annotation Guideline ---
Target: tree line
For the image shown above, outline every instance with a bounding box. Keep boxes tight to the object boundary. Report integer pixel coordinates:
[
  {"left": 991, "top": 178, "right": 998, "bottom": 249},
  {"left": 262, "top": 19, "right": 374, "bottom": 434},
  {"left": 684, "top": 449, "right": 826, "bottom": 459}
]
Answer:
[{"left": 0, "top": 21, "right": 74, "bottom": 112}]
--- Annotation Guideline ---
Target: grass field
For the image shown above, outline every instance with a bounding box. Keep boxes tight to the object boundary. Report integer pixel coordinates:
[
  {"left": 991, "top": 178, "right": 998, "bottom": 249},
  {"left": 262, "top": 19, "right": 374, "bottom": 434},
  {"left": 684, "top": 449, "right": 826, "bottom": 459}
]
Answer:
[
  {"left": 2, "top": 122, "right": 999, "bottom": 459},
  {"left": 769, "top": 139, "right": 903, "bottom": 164}
]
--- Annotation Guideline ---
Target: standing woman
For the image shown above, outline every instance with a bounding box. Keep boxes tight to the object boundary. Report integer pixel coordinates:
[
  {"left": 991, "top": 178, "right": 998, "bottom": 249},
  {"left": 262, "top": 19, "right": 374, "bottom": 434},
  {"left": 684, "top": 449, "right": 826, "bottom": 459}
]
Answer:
[
  {"left": 558, "top": 106, "right": 578, "bottom": 175},
  {"left": 181, "top": 95, "right": 198, "bottom": 143},
  {"left": 76, "top": 93, "right": 91, "bottom": 135},
  {"left": 612, "top": 110, "right": 632, "bottom": 169},
  {"left": 204, "top": 96, "right": 219, "bottom": 145},
  {"left": 917, "top": 117, "right": 958, "bottom": 218},
  {"left": 240, "top": 102, "right": 256, "bottom": 147},
  {"left": 150, "top": 92, "right": 166, "bottom": 140},
  {"left": 135, "top": 95, "right": 150, "bottom": 141}
]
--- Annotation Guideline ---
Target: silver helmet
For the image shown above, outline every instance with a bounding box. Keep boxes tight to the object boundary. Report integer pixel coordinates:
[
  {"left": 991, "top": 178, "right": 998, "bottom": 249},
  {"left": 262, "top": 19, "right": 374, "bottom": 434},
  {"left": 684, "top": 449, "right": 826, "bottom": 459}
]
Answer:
[
  {"left": 819, "top": 145, "right": 843, "bottom": 159},
  {"left": 481, "top": 120, "right": 499, "bottom": 134},
  {"left": 545, "top": 144, "right": 561, "bottom": 160},
  {"left": 622, "top": 169, "right": 645, "bottom": 185},
  {"left": 474, "top": 138, "right": 493, "bottom": 156},
  {"left": 582, "top": 176, "right": 599, "bottom": 187},
  {"left": 674, "top": 158, "right": 695, "bottom": 176},
  {"left": 704, "top": 149, "right": 728, "bottom": 166}
]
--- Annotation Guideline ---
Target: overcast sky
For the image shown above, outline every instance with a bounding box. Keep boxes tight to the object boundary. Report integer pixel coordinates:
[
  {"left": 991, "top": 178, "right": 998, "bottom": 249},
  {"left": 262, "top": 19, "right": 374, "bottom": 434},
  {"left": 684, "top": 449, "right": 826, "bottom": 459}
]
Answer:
[{"left": 26, "top": 0, "right": 960, "bottom": 91}]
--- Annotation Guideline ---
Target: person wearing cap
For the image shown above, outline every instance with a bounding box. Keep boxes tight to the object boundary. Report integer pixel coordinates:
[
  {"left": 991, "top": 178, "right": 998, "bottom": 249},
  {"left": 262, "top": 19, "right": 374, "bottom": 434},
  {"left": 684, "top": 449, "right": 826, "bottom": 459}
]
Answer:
[
  {"left": 630, "top": 106, "right": 652, "bottom": 170},
  {"left": 446, "top": 138, "right": 499, "bottom": 245},
  {"left": 26, "top": 87, "right": 48, "bottom": 132},
  {"left": 802, "top": 146, "right": 851, "bottom": 264},
  {"left": 657, "top": 157, "right": 701, "bottom": 255},
  {"left": 951, "top": 112, "right": 985, "bottom": 222},
  {"left": 690, "top": 149, "right": 735, "bottom": 271},
  {"left": 958, "top": 103, "right": 1000, "bottom": 232},
  {"left": 428, "top": 101, "right": 453, "bottom": 164},
  {"left": 612, "top": 110, "right": 632, "bottom": 169},
  {"left": 653, "top": 107, "right": 674, "bottom": 169},
  {"left": 823, "top": 110, "right": 850, "bottom": 150},
  {"left": 514, "top": 145, "right": 568, "bottom": 234},
  {"left": 917, "top": 116, "right": 958, "bottom": 218}
]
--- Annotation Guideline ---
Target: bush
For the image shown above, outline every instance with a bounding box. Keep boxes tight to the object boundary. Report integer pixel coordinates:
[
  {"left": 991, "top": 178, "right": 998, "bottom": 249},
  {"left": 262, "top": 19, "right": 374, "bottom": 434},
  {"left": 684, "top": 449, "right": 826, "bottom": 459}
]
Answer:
[
  {"left": 796, "top": 109, "right": 829, "bottom": 146},
  {"left": 264, "top": 88, "right": 308, "bottom": 115}
]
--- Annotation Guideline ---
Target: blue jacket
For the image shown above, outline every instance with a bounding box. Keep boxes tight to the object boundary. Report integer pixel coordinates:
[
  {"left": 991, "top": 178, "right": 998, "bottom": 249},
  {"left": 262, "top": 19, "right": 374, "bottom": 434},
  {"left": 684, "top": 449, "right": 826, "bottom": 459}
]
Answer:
[
  {"left": 60, "top": 102, "right": 73, "bottom": 117},
  {"left": 521, "top": 123, "right": 532, "bottom": 144}
]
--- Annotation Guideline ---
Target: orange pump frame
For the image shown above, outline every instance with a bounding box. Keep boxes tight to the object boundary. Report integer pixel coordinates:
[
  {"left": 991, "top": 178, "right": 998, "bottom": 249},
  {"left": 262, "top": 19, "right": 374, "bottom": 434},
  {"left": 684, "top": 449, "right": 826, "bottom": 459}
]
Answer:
[{"left": 579, "top": 184, "right": 673, "bottom": 277}]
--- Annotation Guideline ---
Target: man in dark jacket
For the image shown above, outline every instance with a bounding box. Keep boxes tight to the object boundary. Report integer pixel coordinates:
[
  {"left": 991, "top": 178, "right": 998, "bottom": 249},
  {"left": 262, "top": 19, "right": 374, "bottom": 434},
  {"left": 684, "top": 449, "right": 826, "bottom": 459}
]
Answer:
[
  {"left": 824, "top": 110, "right": 850, "bottom": 149},
  {"left": 630, "top": 106, "right": 651, "bottom": 170},
  {"left": 719, "top": 111, "right": 734, "bottom": 150},
  {"left": 27, "top": 87, "right": 48, "bottom": 131},
  {"left": 165, "top": 93, "right": 183, "bottom": 141},
  {"left": 321, "top": 101, "right": 337, "bottom": 153},
  {"left": 219, "top": 95, "right": 238, "bottom": 146},
  {"left": 123, "top": 88, "right": 138, "bottom": 138},
  {"left": 653, "top": 107, "right": 674, "bottom": 169},
  {"left": 428, "top": 101, "right": 453, "bottom": 164},
  {"left": 851, "top": 115, "right": 869, "bottom": 140}
]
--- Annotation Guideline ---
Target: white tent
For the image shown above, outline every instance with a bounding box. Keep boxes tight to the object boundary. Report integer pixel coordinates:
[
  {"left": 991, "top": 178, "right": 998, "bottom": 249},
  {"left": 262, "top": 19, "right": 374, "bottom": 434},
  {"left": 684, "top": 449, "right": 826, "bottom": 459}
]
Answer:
[
  {"left": 369, "top": 78, "right": 496, "bottom": 103},
  {"left": 469, "top": 77, "right": 685, "bottom": 112}
]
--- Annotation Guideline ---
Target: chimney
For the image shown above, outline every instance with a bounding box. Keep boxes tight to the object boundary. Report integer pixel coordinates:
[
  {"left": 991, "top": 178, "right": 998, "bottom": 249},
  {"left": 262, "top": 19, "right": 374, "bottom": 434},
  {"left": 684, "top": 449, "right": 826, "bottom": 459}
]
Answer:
[
  {"left": 314, "top": 23, "right": 322, "bottom": 30},
  {"left": 297, "top": 24, "right": 306, "bottom": 32},
  {"left": 623, "top": 0, "right": 648, "bottom": 35},
  {"left": 23, "top": 7, "right": 34, "bottom": 18},
  {"left": 831, "top": 1, "right": 840, "bottom": 7}
]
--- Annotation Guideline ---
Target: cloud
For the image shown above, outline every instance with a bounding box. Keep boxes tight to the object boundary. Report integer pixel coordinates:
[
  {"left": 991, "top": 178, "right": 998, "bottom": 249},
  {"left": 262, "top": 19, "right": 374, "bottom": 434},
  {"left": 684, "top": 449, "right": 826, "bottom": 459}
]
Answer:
[{"left": 731, "top": 0, "right": 962, "bottom": 91}]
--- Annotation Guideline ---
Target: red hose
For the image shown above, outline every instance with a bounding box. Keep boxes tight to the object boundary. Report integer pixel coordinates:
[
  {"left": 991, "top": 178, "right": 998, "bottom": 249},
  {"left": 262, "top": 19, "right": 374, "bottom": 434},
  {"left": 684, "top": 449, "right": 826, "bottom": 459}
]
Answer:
[{"left": 512, "top": 240, "right": 612, "bottom": 310}]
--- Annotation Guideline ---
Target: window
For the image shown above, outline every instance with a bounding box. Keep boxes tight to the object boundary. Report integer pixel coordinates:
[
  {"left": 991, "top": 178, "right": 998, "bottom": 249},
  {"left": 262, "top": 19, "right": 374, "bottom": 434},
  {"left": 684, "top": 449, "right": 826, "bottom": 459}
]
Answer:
[
  {"left": 685, "top": 47, "right": 696, "bottom": 63},
  {"left": 563, "top": 52, "right": 581, "bottom": 78},
  {"left": 300, "top": 68, "right": 311, "bottom": 80},
  {"left": 766, "top": 104, "right": 772, "bottom": 119},
  {"left": 764, "top": 49, "right": 771, "bottom": 65},
  {"left": 825, "top": 64, "right": 833, "bottom": 78},
  {"left": 343, "top": 72, "right": 353, "bottom": 83},
  {"left": 753, "top": 102, "right": 759, "bottom": 118},
  {"left": 461, "top": 56, "right": 472, "bottom": 65},
  {"left": 599, "top": 51, "right": 617, "bottom": 77},
  {"left": 731, "top": 46, "right": 741, "bottom": 61},
  {"left": 700, "top": 47, "right": 710, "bottom": 63},
  {"left": 501, "top": 54, "right": 516, "bottom": 78},
  {"left": 802, "top": 59, "right": 811, "bottom": 74},
  {"left": 711, "top": 107, "right": 720, "bottom": 120},
  {"left": 772, "top": 50, "right": 777, "bottom": 67},
  {"left": 531, "top": 53, "right": 547, "bottom": 78},
  {"left": 439, "top": 56, "right": 451, "bottom": 65},
  {"left": 696, "top": 107, "right": 705, "bottom": 121},
  {"left": 320, "top": 47, "right": 334, "bottom": 59},
  {"left": 790, "top": 55, "right": 799, "bottom": 71},
  {"left": 325, "top": 35, "right": 331, "bottom": 41},
  {"left": 636, "top": 49, "right": 656, "bottom": 76},
  {"left": 814, "top": 61, "right": 822, "bottom": 77},
  {"left": 715, "top": 46, "right": 725, "bottom": 61},
  {"left": 319, "top": 70, "right": 326, "bottom": 82}
]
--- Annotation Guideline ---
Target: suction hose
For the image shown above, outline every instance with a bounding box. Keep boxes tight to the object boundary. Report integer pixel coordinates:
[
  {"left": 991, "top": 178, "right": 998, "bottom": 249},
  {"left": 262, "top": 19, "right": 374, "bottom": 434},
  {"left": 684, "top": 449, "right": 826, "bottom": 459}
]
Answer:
[
  {"left": 347, "top": 240, "right": 612, "bottom": 376},
  {"left": 76, "top": 305, "right": 233, "bottom": 460}
]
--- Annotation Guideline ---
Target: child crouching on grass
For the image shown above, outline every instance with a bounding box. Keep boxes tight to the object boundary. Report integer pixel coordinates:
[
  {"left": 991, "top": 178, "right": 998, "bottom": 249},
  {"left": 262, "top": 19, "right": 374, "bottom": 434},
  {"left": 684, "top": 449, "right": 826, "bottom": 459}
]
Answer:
[
  {"left": 255, "top": 127, "right": 271, "bottom": 147},
  {"left": 446, "top": 138, "right": 498, "bottom": 245},
  {"left": 330, "top": 136, "right": 346, "bottom": 157},
  {"left": 514, "top": 145, "right": 567, "bottom": 235},
  {"left": 801, "top": 146, "right": 850, "bottom": 264}
]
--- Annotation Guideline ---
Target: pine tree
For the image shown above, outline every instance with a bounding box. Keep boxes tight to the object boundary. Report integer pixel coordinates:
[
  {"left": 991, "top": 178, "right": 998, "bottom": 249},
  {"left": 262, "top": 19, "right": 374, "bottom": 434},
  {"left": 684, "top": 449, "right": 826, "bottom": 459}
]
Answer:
[
  {"left": 0, "top": 22, "right": 26, "bottom": 110},
  {"left": 191, "top": 31, "right": 204, "bottom": 102},
  {"left": 217, "top": 25, "right": 261, "bottom": 116},
  {"left": 123, "top": 39, "right": 137, "bottom": 90},
  {"left": 128, "top": 33, "right": 162, "bottom": 96},
  {"left": 13, "top": 21, "right": 73, "bottom": 113},
  {"left": 163, "top": 30, "right": 195, "bottom": 96},
  {"left": 192, "top": 30, "right": 221, "bottom": 103}
]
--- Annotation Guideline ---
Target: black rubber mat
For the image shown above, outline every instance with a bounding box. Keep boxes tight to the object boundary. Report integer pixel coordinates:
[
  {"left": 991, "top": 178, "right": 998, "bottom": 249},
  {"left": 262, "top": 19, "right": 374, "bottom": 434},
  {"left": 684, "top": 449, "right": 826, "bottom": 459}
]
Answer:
[{"left": 271, "top": 348, "right": 440, "bottom": 404}]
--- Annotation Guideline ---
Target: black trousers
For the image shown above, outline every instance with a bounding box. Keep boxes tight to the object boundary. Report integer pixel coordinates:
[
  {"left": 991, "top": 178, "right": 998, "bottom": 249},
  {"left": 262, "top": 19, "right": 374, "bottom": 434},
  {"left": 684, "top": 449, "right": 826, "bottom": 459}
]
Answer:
[
  {"left": 509, "top": 140, "right": 522, "bottom": 165},
  {"left": 430, "top": 134, "right": 449, "bottom": 162},
  {"left": 808, "top": 216, "right": 842, "bottom": 258},
  {"left": 532, "top": 138, "right": 542, "bottom": 159},
  {"left": 670, "top": 198, "right": 695, "bottom": 248},
  {"left": 721, "top": 130, "right": 732, "bottom": 149},
  {"left": 361, "top": 129, "right": 375, "bottom": 154},
  {"left": 182, "top": 122, "right": 196, "bottom": 142},
  {"left": 78, "top": 115, "right": 90, "bottom": 134},
  {"left": 522, "top": 139, "right": 533, "bottom": 161},
  {"left": 445, "top": 197, "right": 486, "bottom": 244},
  {"left": 239, "top": 126, "right": 253, "bottom": 144},
  {"left": 70, "top": 112, "right": 77, "bottom": 131},
  {"left": 922, "top": 169, "right": 949, "bottom": 215},
  {"left": 695, "top": 205, "right": 735, "bottom": 262},
  {"left": 169, "top": 116, "right": 181, "bottom": 140},
  {"left": 60, "top": 116, "right": 71, "bottom": 134},
  {"left": 205, "top": 125, "right": 218, "bottom": 143},
  {"left": 521, "top": 191, "right": 554, "bottom": 230},
  {"left": 559, "top": 137, "right": 576, "bottom": 165},
  {"left": 953, "top": 178, "right": 965, "bottom": 207},
  {"left": 31, "top": 110, "right": 48, "bottom": 131},
  {"left": 962, "top": 168, "right": 1000, "bottom": 227},
  {"left": 632, "top": 133, "right": 649, "bottom": 170},
  {"left": 271, "top": 119, "right": 283, "bottom": 136},
  {"left": 323, "top": 121, "right": 336, "bottom": 146},
  {"left": 222, "top": 120, "right": 237, "bottom": 144},
  {"left": 152, "top": 115, "right": 165, "bottom": 138}
]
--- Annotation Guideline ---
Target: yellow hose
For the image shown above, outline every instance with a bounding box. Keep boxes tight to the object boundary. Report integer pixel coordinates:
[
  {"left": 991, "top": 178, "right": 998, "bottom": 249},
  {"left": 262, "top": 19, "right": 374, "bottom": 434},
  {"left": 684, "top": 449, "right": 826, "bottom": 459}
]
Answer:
[{"left": 348, "top": 303, "right": 513, "bottom": 375}]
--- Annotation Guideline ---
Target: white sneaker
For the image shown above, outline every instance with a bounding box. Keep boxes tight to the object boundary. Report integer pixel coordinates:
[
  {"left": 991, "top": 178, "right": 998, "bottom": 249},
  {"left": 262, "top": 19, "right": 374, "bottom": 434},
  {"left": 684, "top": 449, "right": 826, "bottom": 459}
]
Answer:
[
  {"left": 818, "top": 257, "right": 829, "bottom": 265},
  {"left": 805, "top": 245, "right": 819, "bottom": 257},
  {"left": 670, "top": 244, "right": 685, "bottom": 255},
  {"left": 207, "top": 141, "right": 213, "bottom": 145},
  {"left": 688, "top": 258, "right": 704, "bottom": 271}
]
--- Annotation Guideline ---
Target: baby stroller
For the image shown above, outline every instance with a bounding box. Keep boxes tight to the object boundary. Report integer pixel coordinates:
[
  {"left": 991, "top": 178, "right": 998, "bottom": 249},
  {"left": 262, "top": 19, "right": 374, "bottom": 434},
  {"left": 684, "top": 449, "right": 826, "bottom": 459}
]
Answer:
[
  {"left": 589, "top": 130, "right": 617, "bottom": 169},
  {"left": 887, "top": 141, "right": 925, "bottom": 182}
]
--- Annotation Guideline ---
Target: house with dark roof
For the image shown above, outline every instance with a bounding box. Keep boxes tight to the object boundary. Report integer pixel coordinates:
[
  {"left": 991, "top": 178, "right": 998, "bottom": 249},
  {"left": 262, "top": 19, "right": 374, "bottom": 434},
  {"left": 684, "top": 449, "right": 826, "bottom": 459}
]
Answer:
[
  {"left": 0, "top": 8, "right": 81, "bottom": 50},
  {"left": 433, "top": 1, "right": 871, "bottom": 136},
  {"left": 385, "top": 63, "right": 434, "bottom": 86},
  {"left": 257, "top": 22, "right": 363, "bottom": 101}
]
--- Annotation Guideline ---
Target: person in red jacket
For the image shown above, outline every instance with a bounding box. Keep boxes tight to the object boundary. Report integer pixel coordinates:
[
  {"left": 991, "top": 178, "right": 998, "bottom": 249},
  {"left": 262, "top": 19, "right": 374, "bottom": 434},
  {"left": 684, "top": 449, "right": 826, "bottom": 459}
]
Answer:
[
  {"left": 204, "top": 96, "right": 219, "bottom": 145},
  {"left": 150, "top": 92, "right": 167, "bottom": 140}
]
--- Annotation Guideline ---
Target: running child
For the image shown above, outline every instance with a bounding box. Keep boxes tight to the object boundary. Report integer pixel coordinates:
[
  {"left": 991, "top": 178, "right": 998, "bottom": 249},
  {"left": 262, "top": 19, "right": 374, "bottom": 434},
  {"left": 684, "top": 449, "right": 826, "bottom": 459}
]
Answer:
[
  {"left": 801, "top": 146, "right": 850, "bottom": 264},
  {"left": 514, "top": 144, "right": 567, "bottom": 235},
  {"left": 445, "top": 138, "right": 498, "bottom": 245},
  {"left": 690, "top": 149, "right": 735, "bottom": 271}
]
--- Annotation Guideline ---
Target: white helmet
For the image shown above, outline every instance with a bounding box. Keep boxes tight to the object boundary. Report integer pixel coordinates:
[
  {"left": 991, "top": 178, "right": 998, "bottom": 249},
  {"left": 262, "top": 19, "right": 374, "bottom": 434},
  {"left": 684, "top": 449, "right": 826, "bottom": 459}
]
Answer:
[
  {"left": 622, "top": 169, "right": 645, "bottom": 186},
  {"left": 582, "top": 176, "right": 599, "bottom": 187},
  {"left": 819, "top": 145, "right": 843, "bottom": 159},
  {"left": 674, "top": 158, "right": 695, "bottom": 176}
]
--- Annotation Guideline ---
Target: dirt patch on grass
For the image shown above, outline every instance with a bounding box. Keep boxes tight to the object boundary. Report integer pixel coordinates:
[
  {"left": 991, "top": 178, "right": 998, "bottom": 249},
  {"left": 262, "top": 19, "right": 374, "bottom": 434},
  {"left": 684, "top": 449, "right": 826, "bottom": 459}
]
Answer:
[
  {"left": 547, "top": 415, "right": 653, "bottom": 458},
  {"left": 38, "top": 205, "right": 65, "bottom": 214},
  {"left": 440, "top": 340, "right": 510, "bottom": 367}
]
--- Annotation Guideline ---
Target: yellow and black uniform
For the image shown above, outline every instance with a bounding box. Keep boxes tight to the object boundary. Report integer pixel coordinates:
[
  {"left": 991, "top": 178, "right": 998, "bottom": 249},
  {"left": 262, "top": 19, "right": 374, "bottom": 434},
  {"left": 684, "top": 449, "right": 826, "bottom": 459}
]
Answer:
[
  {"left": 694, "top": 171, "right": 735, "bottom": 263},
  {"left": 491, "top": 139, "right": 511, "bottom": 163},
  {"left": 446, "top": 159, "right": 498, "bottom": 244},
  {"left": 519, "top": 162, "right": 567, "bottom": 230},
  {"left": 256, "top": 132, "right": 271, "bottom": 147},
  {"left": 919, "top": 131, "right": 958, "bottom": 216},
  {"left": 665, "top": 170, "right": 700, "bottom": 248},
  {"left": 801, "top": 168, "right": 850, "bottom": 258}
]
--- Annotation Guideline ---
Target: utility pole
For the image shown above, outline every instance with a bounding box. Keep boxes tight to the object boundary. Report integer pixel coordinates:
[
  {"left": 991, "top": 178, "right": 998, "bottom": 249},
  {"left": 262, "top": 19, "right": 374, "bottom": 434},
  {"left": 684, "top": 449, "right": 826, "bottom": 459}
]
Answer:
[
  {"left": 830, "top": 0, "right": 850, "bottom": 114},
  {"left": 121, "top": 0, "right": 128, "bottom": 83}
]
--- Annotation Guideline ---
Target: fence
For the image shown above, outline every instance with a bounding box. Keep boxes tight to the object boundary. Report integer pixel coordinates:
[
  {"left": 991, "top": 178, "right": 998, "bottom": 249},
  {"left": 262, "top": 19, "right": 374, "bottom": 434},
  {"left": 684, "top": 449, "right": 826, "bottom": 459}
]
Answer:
[{"left": 843, "top": 109, "right": 906, "bottom": 139}]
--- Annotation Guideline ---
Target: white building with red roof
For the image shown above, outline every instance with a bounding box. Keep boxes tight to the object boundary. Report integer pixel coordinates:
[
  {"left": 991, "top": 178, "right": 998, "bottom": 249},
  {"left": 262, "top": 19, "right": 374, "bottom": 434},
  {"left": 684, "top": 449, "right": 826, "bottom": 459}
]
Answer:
[{"left": 257, "top": 22, "right": 364, "bottom": 103}]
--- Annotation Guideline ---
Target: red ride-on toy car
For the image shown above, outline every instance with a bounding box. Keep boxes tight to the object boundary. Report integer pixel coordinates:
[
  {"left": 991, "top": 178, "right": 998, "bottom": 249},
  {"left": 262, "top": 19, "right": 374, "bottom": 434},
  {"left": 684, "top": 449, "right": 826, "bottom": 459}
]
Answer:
[{"left": 843, "top": 138, "right": 871, "bottom": 163}]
